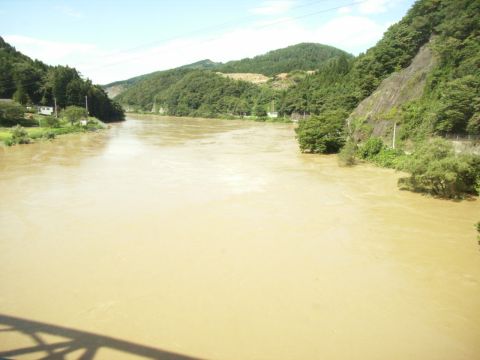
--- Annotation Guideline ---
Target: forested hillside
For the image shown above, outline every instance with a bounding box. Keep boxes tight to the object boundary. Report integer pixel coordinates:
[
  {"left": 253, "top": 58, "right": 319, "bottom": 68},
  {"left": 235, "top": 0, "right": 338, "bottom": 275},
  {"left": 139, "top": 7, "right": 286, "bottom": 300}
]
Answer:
[
  {"left": 216, "top": 43, "right": 352, "bottom": 76},
  {"left": 115, "top": 68, "right": 277, "bottom": 117},
  {"left": 295, "top": 0, "right": 479, "bottom": 151},
  {"left": 0, "top": 37, "right": 124, "bottom": 122},
  {"left": 104, "top": 59, "right": 221, "bottom": 97},
  {"left": 107, "top": 43, "right": 350, "bottom": 114}
]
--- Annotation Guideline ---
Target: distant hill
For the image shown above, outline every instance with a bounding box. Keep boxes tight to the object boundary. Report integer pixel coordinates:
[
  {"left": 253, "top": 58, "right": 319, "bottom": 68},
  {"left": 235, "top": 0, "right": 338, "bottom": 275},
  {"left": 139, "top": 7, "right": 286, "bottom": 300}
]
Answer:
[
  {"left": 114, "top": 67, "right": 276, "bottom": 117},
  {"left": 178, "top": 59, "right": 221, "bottom": 70},
  {"left": 104, "top": 42, "right": 351, "bottom": 110},
  {"left": 103, "top": 59, "right": 223, "bottom": 98},
  {"left": 217, "top": 43, "right": 352, "bottom": 76}
]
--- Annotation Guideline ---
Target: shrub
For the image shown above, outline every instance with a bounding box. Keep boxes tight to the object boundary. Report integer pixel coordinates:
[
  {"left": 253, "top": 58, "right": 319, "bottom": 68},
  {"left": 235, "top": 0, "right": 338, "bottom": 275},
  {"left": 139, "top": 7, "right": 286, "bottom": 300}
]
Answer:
[
  {"left": 358, "top": 137, "right": 384, "bottom": 159},
  {"left": 42, "top": 131, "right": 56, "bottom": 140},
  {"left": 10, "top": 125, "right": 30, "bottom": 144},
  {"left": 372, "top": 147, "right": 406, "bottom": 168},
  {"left": 398, "top": 138, "right": 480, "bottom": 198},
  {"left": 40, "top": 116, "right": 60, "bottom": 128},
  {"left": 338, "top": 140, "right": 357, "bottom": 166}
]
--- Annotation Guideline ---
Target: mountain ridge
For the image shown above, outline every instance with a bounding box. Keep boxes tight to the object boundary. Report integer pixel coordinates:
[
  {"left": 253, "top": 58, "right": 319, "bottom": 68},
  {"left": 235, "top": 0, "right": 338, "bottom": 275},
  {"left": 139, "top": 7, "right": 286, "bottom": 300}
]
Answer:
[{"left": 103, "top": 42, "right": 352, "bottom": 99}]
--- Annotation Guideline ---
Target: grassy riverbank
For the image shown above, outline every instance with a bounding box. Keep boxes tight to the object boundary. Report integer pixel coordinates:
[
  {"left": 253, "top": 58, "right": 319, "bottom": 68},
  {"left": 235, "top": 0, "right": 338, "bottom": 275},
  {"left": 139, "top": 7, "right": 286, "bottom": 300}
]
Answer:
[{"left": 0, "top": 117, "right": 107, "bottom": 146}]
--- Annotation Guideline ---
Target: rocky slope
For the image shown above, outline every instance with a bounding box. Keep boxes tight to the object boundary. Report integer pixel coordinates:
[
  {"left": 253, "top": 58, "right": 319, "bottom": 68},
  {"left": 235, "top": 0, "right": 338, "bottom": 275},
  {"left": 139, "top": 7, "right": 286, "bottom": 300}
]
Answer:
[{"left": 348, "top": 39, "right": 437, "bottom": 141}]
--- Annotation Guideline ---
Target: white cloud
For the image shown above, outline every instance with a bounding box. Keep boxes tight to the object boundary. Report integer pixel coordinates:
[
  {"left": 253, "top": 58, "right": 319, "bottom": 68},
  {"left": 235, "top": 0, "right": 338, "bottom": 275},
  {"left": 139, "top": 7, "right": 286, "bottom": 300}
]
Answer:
[
  {"left": 313, "top": 16, "right": 386, "bottom": 52},
  {"left": 55, "top": 5, "right": 83, "bottom": 18},
  {"left": 3, "top": 35, "right": 96, "bottom": 67},
  {"left": 338, "top": 6, "right": 352, "bottom": 14},
  {"left": 251, "top": 0, "right": 295, "bottom": 15},
  {"left": 358, "top": 0, "right": 393, "bottom": 14},
  {"left": 4, "top": 14, "right": 389, "bottom": 84}
]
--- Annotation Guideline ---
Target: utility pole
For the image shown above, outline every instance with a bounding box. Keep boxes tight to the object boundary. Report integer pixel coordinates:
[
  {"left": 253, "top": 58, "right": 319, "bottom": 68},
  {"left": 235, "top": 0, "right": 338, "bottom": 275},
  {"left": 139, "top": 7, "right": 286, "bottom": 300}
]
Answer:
[
  {"left": 392, "top": 122, "right": 397, "bottom": 149},
  {"left": 54, "top": 96, "right": 58, "bottom": 118},
  {"left": 85, "top": 96, "right": 89, "bottom": 115}
]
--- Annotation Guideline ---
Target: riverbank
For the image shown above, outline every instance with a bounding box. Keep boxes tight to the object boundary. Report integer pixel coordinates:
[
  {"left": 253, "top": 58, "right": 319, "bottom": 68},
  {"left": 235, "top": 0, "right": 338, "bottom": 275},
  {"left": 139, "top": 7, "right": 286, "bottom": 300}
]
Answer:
[
  {"left": 0, "top": 117, "right": 107, "bottom": 146},
  {"left": 126, "top": 111, "right": 293, "bottom": 123}
]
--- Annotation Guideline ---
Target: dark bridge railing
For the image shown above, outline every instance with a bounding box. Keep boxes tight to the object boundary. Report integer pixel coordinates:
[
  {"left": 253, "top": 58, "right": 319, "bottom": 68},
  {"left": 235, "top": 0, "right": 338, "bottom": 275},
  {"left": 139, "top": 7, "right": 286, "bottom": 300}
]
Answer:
[{"left": 0, "top": 314, "right": 202, "bottom": 360}]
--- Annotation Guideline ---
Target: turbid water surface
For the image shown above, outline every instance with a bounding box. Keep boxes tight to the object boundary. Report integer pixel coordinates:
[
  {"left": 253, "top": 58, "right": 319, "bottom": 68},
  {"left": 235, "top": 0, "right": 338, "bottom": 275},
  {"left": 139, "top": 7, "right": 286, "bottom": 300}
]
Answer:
[{"left": 1, "top": 115, "right": 479, "bottom": 359}]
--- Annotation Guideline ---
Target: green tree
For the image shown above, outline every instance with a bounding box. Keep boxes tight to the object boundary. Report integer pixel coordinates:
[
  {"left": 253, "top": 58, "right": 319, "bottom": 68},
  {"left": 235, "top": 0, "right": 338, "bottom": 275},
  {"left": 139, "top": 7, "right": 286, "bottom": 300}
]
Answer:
[
  {"left": 253, "top": 103, "right": 267, "bottom": 117},
  {"left": 434, "top": 76, "right": 480, "bottom": 134},
  {"left": 12, "top": 62, "right": 43, "bottom": 104},
  {"left": 46, "top": 66, "right": 80, "bottom": 108},
  {"left": 63, "top": 105, "right": 87, "bottom": 125},
  {"left": 296, "top": 110, "right": 347, "bottom": 153}
]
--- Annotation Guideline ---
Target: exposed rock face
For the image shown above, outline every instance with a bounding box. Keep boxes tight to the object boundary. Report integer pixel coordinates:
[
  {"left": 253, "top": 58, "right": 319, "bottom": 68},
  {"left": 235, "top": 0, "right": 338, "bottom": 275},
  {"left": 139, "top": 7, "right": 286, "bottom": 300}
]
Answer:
[
  {"left": 104, "top": 84, "right": 126, "bottom": 99},
  {"left": 348, "top": 40, "right": 437, "bottom": 141},
  {"left": 216, "top": 72, "right": 270, "bottom": 84}
]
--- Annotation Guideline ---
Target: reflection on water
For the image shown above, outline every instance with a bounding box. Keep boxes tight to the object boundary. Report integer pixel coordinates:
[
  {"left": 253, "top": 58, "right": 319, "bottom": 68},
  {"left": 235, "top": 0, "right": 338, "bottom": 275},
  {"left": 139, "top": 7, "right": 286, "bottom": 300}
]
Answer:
[{"left": 1, "top": 115, "right": 479, "bottom": 360}]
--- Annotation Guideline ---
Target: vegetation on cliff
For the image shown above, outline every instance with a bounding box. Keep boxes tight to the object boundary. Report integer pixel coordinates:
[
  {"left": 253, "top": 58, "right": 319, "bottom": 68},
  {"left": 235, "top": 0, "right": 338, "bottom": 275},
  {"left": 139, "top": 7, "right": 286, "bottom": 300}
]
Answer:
[{"left": 295, "top": 0, "right": 479, "bottom": 150}]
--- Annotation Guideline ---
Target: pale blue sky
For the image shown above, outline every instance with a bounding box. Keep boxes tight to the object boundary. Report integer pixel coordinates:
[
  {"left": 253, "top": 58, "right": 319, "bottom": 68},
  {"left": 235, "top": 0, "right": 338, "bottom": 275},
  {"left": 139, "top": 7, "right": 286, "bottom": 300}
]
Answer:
[{"left": 1, "top": 0, "right": 416, "bottom": 84}]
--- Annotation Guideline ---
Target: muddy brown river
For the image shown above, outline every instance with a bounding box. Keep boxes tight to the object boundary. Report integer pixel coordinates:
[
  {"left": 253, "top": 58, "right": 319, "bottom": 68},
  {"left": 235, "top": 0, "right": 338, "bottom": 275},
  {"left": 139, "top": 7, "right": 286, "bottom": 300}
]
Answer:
[{"left": 1, "top": 115, "right": 479, "bottom": 360}]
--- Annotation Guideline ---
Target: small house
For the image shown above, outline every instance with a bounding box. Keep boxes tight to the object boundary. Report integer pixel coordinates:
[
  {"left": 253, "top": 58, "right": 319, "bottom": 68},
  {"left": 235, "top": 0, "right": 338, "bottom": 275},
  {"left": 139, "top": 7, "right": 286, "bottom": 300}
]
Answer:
[{"left": 38, "top": 106, "right": 54, "bottom": 116}]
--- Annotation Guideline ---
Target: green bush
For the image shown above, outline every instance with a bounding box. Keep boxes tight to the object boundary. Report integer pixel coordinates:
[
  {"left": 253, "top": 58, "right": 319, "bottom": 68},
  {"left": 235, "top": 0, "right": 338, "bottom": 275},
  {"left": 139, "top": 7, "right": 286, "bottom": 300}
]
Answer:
[
  {"left": 358, "top": 137, "right": 384, "bottom": 159},
  {"left": 42, "top": 131, "right": 56, "bottom": 139},
  {"left": 338, "top": 140, "right": 357, "bottom": 166},
  {"left": 371, "top": 147, "right": 406, "bottom": 168},
  {"left": 40, "top": 116, "right": 60, "bottom": 128},
  {"left": 398, "top": 138, "right": 480, "bottom": 198},
  {"left": 10, "top": 125, "right": 30, "bottom": 144}
]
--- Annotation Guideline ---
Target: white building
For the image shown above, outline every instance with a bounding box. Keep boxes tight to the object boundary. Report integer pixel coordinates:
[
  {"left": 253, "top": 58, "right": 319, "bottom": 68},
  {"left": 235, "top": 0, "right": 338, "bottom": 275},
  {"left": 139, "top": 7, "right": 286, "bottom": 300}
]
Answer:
[{"left": 38, "top": 106, "right": 54, "bottom": 116}]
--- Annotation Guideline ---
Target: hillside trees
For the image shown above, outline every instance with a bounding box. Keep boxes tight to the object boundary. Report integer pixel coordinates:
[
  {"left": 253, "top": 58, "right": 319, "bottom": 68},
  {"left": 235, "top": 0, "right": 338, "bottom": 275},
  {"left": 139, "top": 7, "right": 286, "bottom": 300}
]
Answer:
[
  {"left": 0, "top": 37, "right": 124, "bottom": 122},
  {"left": 292, "top": 0, "right": 480, "bottom": 153},
  {"left": 218, "top": 43, "right": 353, "bottom": 76}
]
